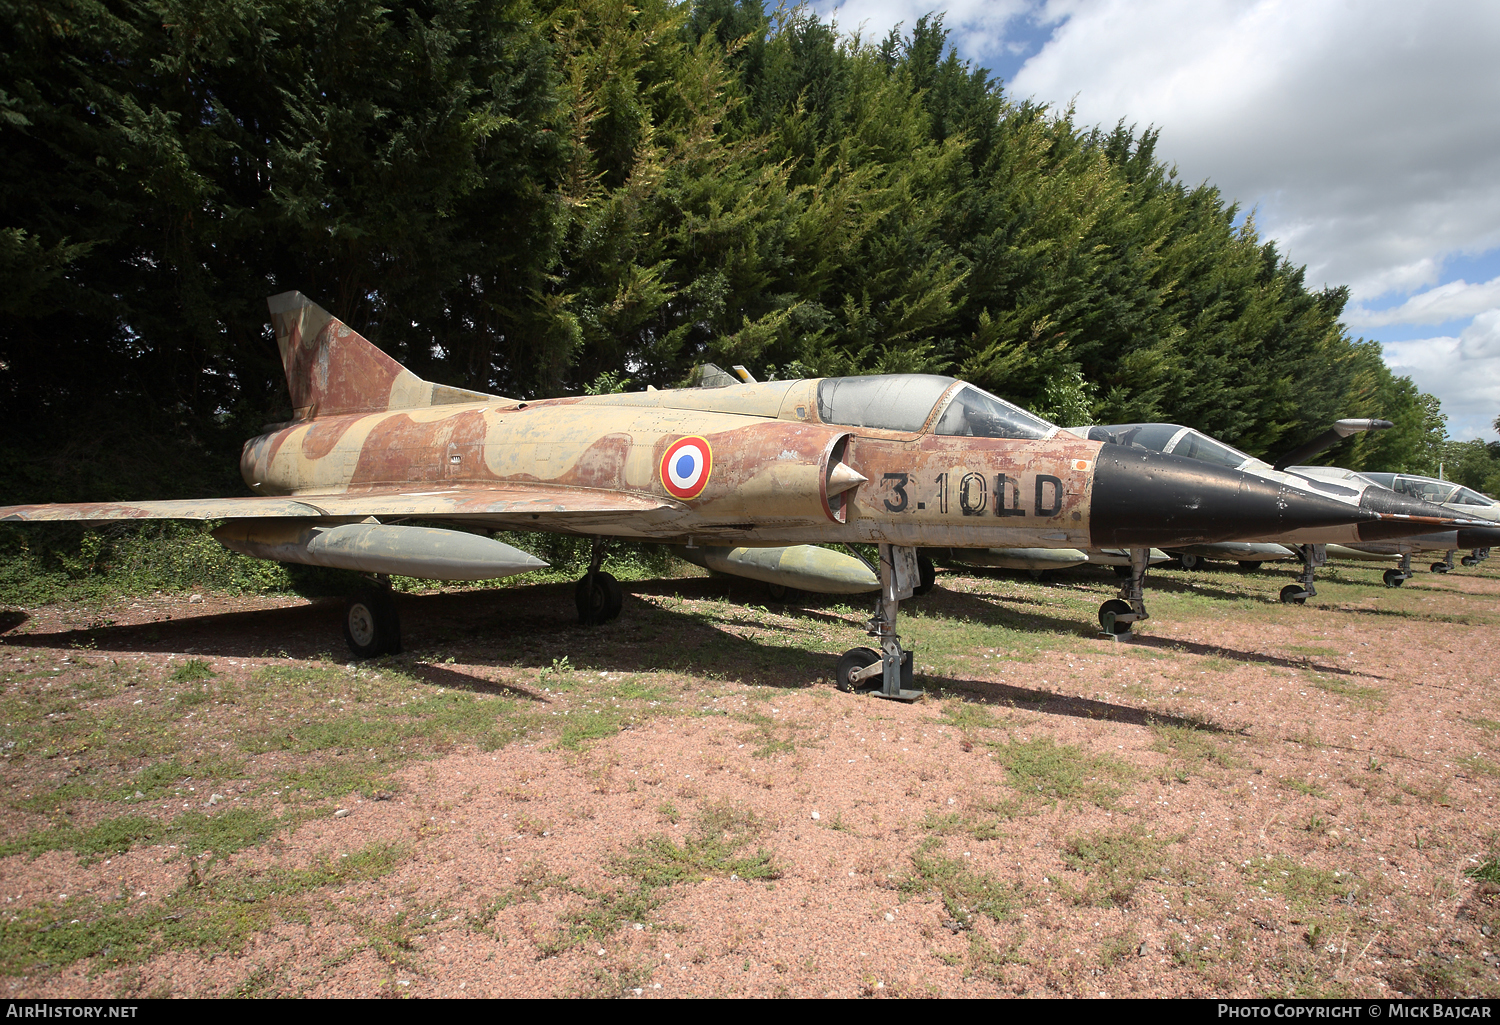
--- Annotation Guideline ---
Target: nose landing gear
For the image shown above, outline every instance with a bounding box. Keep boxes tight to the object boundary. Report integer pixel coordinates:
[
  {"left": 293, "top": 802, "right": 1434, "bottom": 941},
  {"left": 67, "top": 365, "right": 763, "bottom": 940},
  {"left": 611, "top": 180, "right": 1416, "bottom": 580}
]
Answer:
[
  {"left": 836, "top": 544, "right": 923, "bottom": 702},
  {"left": 1383, "top": 552, "right": 1413, "bottom": 588},
  {"left": 1279, "top": 544, "right": 1325, "bottom": 604},
  {"left": 1098, "top": 548, "right": 1151, "bottom": 637}
]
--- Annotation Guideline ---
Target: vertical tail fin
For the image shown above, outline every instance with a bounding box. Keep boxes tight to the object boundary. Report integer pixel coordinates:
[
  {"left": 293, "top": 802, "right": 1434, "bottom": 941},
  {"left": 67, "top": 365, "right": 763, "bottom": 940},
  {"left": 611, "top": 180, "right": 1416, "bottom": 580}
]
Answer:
[{"left": 267, "top": 291, "right": 500, "bottom": 419}]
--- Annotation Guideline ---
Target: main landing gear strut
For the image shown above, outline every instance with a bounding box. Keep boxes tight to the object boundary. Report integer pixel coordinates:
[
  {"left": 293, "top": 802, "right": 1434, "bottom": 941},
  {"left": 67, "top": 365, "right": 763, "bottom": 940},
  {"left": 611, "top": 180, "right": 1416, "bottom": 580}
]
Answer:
[
  {"left": 836, "top": 544, "right": 923, "bottom": 702},
  {"left": 344, "top": 574, "right": 402, "bottom": 657},
  {"left": 1098, "top": 547, "right": 1151, "bottom": 637},
  {"left": 1280, "top": 544, "right": 1324, "bottom": 604},
  {"left": 576, "top": 537, "right": 624, "bottom": 625}
]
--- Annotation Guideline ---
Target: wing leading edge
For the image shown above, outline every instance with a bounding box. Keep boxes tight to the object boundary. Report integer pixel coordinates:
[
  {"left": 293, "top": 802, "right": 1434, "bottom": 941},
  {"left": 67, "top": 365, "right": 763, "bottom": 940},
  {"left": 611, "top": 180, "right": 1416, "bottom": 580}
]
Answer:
[{"left": 0, "top": 484, "right": 677, "bottom": 524}]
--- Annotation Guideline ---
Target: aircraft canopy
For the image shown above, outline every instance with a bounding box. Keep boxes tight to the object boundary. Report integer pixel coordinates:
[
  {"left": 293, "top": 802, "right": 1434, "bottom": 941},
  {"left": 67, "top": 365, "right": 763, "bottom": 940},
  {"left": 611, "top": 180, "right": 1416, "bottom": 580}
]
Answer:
[
  {"left": 1360, "top": 473, "right": 1496, "bottom": 507},
  {"left": 816, "top": 375, "right": 1057, "bottom": 439},
  {"left": 1076, "top": 424, "right": 1255, "bottom": 470}
]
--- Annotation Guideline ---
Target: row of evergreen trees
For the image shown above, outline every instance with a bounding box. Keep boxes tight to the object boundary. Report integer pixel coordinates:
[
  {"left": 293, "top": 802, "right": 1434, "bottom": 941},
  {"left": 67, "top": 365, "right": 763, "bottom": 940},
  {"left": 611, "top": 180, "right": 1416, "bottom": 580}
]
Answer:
[{"left": 0, "top": 0, "right": 1468, "bottom": 504}]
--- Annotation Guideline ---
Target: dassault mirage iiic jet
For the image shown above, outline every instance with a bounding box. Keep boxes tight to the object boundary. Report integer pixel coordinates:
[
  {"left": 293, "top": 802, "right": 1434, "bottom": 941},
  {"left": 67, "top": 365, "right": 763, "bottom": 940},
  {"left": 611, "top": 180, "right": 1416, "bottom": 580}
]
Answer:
[{"left": 0, "top": 293, "right": 1455, "bottom": 700}]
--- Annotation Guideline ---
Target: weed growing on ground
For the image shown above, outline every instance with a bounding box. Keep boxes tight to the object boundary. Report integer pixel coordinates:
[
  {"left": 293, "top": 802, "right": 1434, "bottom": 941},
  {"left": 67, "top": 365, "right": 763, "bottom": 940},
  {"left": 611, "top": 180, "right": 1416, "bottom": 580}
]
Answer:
[
  {"left": 989, "top": 736, "right": 1134, "bottom": 807},
  {"left": 899, "top": 839, "right": 1013, "bottom": 928},
  {"left": 1059, "top": 825, "right": 1176, "bottom": 906}
]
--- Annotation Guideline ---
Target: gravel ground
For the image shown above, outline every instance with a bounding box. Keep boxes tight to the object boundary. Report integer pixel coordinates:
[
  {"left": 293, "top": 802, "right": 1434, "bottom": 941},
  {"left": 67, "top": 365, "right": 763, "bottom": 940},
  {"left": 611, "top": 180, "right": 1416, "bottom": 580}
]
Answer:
[{"left": 2, "top": 557, "right": 1498, "bottom": 998}]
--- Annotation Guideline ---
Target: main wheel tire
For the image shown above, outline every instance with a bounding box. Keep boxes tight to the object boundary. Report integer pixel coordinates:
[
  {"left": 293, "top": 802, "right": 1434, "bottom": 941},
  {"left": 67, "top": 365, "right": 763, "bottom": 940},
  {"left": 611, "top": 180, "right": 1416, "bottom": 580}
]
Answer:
[
  {"left": 767, "top": 582, "right": 789, "bottom": 602},
  {"left": 1178, "top": 554, "right": 1199, "bottom": 570},
  {"left": 836, "top": 647, "right": 881, "bottom": 693},
  {"left": 1431, "top": 562, "right": 1450, "bottom": 574},
  {"left": 1382, "top": 568, "right": 1405, "bottom": 588},
  {"left": 1098, "top": 598, "right": 1133, "bottom": 635},
  {"left": 911, "top": 553, "right": 937, "bottom": 597},
  {"left": 344, "top": 589, "right": 401, "bottom": 658},
  {"left": 1112, "top": 564, "right": 1133, "bottom": 578},
  {"left": 1240, "top": 561, "right": 1263, "bottom": 572},
  {"left": 576, "top": 571, "right": 624, "bottom": 625},
  {"left": 1279, "top": 584, "right": 1307, "bottom": 605},
  {"left": 1462, "top": 556, "right": 1479, "bottom": 567}
]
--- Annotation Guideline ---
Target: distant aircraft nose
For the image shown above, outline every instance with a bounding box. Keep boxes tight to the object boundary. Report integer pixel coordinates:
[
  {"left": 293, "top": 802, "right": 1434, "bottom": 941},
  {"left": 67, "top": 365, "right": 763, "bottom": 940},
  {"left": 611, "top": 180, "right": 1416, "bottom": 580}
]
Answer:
[
  {"left": 1353, "top": 487, "right": 1484, "bottom": 542},
  {"left": 1087, "top": 446, "right": 1377, "bottom": 548},
  {"left": 1456, "top": 524, "right": 1500, "bottom": 549}
]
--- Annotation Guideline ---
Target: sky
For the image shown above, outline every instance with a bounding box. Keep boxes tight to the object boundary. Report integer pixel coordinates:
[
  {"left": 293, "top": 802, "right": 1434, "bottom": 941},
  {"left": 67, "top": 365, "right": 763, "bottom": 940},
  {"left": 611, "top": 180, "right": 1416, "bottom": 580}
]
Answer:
[{"left": 806, "top": 0, "right": 1500, "bottom": 442}]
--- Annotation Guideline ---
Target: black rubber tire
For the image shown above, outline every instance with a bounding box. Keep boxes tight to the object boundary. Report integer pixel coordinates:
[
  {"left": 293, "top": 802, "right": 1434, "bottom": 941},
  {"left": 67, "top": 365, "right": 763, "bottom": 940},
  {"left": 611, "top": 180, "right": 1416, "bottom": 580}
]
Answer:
[
  {"left": 1430, "top": 562, "right": 1449, "bottom": 574},
  {"left": 1279, "top": 584, "right": 1307, "bottom": 605},
  {"left": 576, "top": 571, "right": 624, "bottom": 625},
  {"left": 911, "top": 553, "right": 937, "bottom": 597},
  {"left": 1462, "top": 556, "right": 1479, "bottom": 567},
  {"left": 344, "top": 589, "right": 401, "bottom": 658},
  {"left": 836, "top": 647, "right": 881, "bottom": 693},
  {"left": 1240, "top": 561, "right": 1263, "bottom": 572},
  {"left": 1098, "top": 598, "right": 1133, "bottom": 635},
  {"left": 1178, "top": 554, "right": 1199, "bottom": 571},
  {"left": 1383, "top": 569, "right": 1405, "bottom": 588},
  {"left": 1112, "top": 564, "right": 1133, "bottom": 578},
  {"left": 767, "top": 582, "right": 790, "bottom": 602}
]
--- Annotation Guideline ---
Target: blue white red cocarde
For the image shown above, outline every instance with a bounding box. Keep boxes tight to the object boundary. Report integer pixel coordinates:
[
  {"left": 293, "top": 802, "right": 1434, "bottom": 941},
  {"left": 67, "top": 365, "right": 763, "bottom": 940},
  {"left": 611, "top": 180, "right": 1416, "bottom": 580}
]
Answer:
[{"left": 661, "top": 437, "right": 713, "bottom": 499}]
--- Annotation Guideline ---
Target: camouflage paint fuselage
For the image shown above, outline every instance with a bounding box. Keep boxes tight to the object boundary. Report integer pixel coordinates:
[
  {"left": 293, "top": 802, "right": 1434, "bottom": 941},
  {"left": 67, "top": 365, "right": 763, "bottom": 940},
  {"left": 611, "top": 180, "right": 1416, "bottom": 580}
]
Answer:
[{"left": 241, "top": 380, "right": 1102, "bottom": 549}]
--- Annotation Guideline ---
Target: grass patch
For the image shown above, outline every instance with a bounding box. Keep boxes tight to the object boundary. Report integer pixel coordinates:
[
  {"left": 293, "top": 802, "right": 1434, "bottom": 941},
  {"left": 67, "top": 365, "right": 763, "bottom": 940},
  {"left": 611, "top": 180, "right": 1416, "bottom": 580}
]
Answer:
[
  {"left": 1281, "top": 778, "right": 1330, "bottom": 799},
  {"left": 1151, "top": 722, "right": 1239, "bottom": 771},
  {"left": 1461, "top": 754, "right": 1500, "bottom": 779},
  {"left": 1241, "top": 855, "right": 1356, "bottom": 911},
  {"left": 1059, "top": 825, "right": 1175, "bottom": 906},
  {"left": 1304, "top": 674, "right": 1384, "bottom": 702},
  {"left": 515, "top": 800, "right": 782, "bottom": 958},
  {"left": 170, "top": 659, "right": 216, "bottom": 684},
  {"left": 0, "top": 843, "right": 403, "bottom": 975},
  {"left": 0, "top": 805, "right": 297, "bottom": 864},
  {"left": 989, "top": 736, "right": 1134, "bottom": 807},
  {"left": 899, "top": 839, "right": 1014, "bottom": 929}
]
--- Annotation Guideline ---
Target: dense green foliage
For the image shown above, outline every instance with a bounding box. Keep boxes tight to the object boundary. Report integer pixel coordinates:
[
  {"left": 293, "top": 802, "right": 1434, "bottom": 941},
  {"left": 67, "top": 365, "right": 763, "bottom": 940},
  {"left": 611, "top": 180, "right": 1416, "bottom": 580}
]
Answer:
[{"left": 0, "top": 0, "right": 1486, "bottom": 599}]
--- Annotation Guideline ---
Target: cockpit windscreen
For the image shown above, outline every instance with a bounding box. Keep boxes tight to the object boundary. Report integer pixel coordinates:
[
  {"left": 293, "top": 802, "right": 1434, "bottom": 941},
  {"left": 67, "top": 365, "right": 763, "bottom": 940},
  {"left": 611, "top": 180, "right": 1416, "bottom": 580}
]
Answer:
[{"left": 931, "top": 385, "right": 1057, "bottom": 441}]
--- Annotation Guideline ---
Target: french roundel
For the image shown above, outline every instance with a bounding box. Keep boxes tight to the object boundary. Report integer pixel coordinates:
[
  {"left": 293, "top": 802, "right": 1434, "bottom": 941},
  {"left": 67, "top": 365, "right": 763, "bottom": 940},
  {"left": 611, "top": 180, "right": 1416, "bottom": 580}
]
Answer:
[{"left": 661, "top": 436, "right": 713, "bottom": 499}]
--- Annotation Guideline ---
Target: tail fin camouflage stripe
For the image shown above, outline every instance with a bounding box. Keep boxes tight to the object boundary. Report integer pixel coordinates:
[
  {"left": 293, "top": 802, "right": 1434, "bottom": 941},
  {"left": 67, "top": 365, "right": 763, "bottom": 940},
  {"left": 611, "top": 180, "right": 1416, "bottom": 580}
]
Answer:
[{"left": 267, "top": 292, "right": 502, "bottom": 420}]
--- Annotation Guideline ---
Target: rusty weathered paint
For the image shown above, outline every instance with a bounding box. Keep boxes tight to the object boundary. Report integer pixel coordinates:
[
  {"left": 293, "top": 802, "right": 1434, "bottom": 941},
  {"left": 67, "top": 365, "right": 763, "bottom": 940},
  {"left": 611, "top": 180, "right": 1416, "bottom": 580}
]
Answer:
[{"left": 0, "top": 292, "right": 1399, "bottom": 558}]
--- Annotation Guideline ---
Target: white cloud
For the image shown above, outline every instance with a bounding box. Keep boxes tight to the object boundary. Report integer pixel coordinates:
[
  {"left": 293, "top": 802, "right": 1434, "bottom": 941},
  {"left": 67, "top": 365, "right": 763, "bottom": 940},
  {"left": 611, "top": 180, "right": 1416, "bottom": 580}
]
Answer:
[
  {"left": 1006, "top": 0, "right": 1500, "bottom": 301},
  {"left": 1383, "top": 313, "right": 1500, "bottom": 438},
  {"left": 1346, "top": 276, "right": 1500, "bottom": 329},
  {"left": 810, "top": 0, "right": 1032, "bottom": 55}
]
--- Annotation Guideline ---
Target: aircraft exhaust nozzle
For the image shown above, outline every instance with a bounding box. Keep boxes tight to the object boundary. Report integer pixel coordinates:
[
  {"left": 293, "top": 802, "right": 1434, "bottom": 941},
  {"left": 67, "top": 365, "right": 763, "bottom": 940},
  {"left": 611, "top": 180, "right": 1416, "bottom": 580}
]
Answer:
[
  {"left": 673, "top": 544, "right": 879, "bottom": 594},
  {"left": 212, "top": 520, "right": 547, "bottom": 580},
  {"left": 1087, "top": 447, "right": 1377, "bottom": 548}
]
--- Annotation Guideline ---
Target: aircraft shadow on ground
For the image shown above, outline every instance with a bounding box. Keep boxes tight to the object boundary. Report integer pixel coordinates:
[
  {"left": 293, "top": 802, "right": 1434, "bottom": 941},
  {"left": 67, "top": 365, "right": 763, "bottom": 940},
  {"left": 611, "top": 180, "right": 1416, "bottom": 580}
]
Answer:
[
  {"left": 0, "top": 580, "right": 1232, "bottom": 732},
  {"left": 2, "top": 577, "right": 1371, "bottom": 685}
]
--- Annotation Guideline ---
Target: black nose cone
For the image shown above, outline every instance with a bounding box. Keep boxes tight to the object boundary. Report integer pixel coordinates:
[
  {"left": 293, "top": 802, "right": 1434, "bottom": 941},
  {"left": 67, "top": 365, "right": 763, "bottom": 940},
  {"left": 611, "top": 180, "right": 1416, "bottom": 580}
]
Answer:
[{"left": 1088, "top": 446, "right": 1373, "bottom": 548}]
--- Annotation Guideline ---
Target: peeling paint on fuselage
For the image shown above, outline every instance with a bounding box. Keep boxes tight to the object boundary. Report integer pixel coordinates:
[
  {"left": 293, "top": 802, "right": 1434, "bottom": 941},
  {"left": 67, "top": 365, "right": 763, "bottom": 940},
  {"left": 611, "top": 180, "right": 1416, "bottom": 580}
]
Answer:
[{"left": 240, "top": 385, "right": 1102, "bottom": 548}]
